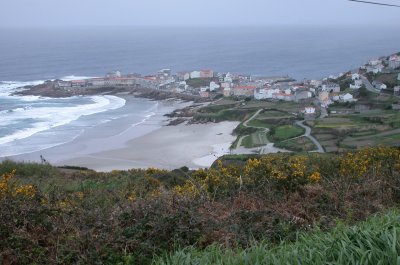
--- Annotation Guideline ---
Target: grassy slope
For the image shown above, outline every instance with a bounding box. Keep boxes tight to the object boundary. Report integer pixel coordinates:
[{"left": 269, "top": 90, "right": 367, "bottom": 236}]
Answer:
[{"left": 155, "top": 211, "right": 400, "bottom": 265}]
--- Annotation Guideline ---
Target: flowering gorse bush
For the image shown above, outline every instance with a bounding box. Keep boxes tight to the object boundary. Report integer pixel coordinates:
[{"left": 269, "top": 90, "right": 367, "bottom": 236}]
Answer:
[
  {"left": 0, "top": 169, "right": 37, "bottom": 199},
  {"left": 339, "top": 146, "right": 400, "bottom": 180}
]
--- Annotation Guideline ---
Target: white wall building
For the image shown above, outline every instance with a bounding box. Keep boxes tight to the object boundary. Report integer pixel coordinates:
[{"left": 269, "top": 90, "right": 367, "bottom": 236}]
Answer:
[
  {"left": 304, "top": 106, "right": 316, "bottom": 114},
  {"left": 254, "top": 88, "right": 280, "bottom": 100},
  {"left": 209, "top": 81, "right": 220, "bottom": 92},
  {"left": 352, "top": 73, "right": 360, "bottom": 80},
  {"left": 190, "top": 71, "right": 201, "bottom": 79},
  {"left": 106, "top": 71, "right": 121, "bottom": 78},
  {"left": 340, "top": 93, "right": 355, "bottom": 102},
  {"left": 368, "top": 59, "right": 382, "bottom": 66},
  {"left": 224, "top": 72, "right": 233, "bottom": 83},
  {"left": 350, "top": 79, "right": 363, "bottom": 89},
  {"left": 389, "top": 55, "right": 400, "bottom": 69}
]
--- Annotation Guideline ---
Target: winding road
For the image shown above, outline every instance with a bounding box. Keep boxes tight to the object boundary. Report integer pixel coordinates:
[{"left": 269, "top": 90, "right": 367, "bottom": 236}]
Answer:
[
  {"left": 295, "top": 120, "right": 324, "bottom": 153},
  {"left": 360, "top": 75, "right": 380, "bottom": 93},
  {"left": 234, "top": 108, "right": 325, "bottom": 154}
]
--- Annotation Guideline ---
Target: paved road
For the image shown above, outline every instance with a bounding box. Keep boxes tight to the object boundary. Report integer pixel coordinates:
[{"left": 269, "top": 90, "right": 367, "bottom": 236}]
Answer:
[
  {"left": 243, "top": 109, "right": 264, "bottom": 128},
  {"left": 320, "top": 106, "right": 328, "bottom": 119},
  {"left": 295, "top": 120, "right": 325, "bottom": 153},
  {"left": 360, "top": 75, "right": 380, "bottom": 93}
]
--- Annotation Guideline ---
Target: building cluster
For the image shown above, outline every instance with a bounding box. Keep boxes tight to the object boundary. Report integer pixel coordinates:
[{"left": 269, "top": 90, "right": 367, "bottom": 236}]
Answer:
[
  {"left": 55, "top": 51, "right": 400, "bottom": 113},
  {"left": 361, "top": 54, "right": 400, "bottom": 74}
]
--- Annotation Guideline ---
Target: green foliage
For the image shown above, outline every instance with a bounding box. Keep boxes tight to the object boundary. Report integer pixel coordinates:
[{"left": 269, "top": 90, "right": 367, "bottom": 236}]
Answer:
[
  {"left": 358, "top": 85, "right": 369, "bottom": 98},
  {"left": 194, "top": 109, "right": 249, "bottom": 122},
  {"left": 0, "top": 160, "right": 61, "bottom": 178},
  {"left": 155, "top": 211, "right": 400, "bottom": 265},
  {"left": 1, "top": 148, "right": 400, "bottom": 264}
]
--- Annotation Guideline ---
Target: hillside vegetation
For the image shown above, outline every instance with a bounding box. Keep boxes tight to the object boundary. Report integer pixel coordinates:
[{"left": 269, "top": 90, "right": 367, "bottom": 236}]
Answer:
[
  {"left": 1, "top": 147, "right": 400, "bottom": 264},
  {"left": 156, "top": 211, "right": 400, "bottom": 265}
]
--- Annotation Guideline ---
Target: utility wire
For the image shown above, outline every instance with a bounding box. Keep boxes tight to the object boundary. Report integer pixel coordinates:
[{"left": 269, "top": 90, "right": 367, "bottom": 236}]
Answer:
[{"left": 348, "top": 0, "right": 400, "bottom": 7}]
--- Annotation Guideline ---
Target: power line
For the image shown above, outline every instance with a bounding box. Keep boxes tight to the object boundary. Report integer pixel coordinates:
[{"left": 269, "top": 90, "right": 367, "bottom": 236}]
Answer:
[{"left": 348, "top": 0, "right": 400, "bottom": 7}]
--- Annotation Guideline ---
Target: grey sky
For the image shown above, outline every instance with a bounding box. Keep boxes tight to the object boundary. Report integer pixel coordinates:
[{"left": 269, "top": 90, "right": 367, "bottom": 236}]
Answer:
[{"left": 0, "top": 0, "right": 399, "bottom": 27}]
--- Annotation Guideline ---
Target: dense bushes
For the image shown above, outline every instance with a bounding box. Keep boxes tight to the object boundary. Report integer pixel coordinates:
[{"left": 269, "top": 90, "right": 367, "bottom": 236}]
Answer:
[
  {"left": 0, "top": 147, "right": 400, "bottom": 264},
  {"left": 155, "top": 210, "right": 400, "bottom": 265}
]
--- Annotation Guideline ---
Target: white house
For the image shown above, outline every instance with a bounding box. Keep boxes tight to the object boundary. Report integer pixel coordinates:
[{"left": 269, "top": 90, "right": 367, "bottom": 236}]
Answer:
[
  {"left": 224, "top": 72, "right": 233, "bottom": 83},
  {"left": 190, "top": 70, "right": 214, "bottom": 79},
  {"left": 190, "top": 71, "right": 201, "bottom": 79},
  {"left": 209, "top": 81, "right": 220, "bottom": 92},
  {"left": 221, "top": 82, "right": 231, "bottom": 89},
  {"left": 106, "top": 71, "right": 121, "bottom": 78},
  {"left": 304, "top": 106, "right": 316, "bottom": 114},
  {"left": 254, "top": 88, "right": 280, "bottom": 100},
  {"left": 352, "top": 73, "right": 360, "bottom": 80},
  {"left": 368, "top": 59, "right": 382, "bottom": 66},
  {"left": 339, "top": 93, "right": 355, "bottom": 102},
  {"left": 332, "top": 95, "right": 340, "bottom": 102},
  {"left": 367, "top": 64, "right": 384, "bottom": 74},
  {"left": 389, "top": 55, "right": 400, "bottom": 69},
  {"left": 350, "top": 79, "right": 363, "bottom": 89},
  {"left": 372, "top": 81, "right": 387, "bottom": 90}
]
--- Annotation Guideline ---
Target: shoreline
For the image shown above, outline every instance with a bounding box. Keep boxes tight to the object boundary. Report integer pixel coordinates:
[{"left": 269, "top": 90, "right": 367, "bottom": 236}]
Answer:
[{"left": 3, "top": 94, "right": 239, "bottom": 171}]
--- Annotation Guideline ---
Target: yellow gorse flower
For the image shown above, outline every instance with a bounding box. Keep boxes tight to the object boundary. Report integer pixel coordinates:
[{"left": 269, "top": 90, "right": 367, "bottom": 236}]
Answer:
[
  {"left": 0, "top": 170, "right": 37, "bottom": 199},
  {"left": 309, "top": 172, "right": 321, "bottom": 183}
]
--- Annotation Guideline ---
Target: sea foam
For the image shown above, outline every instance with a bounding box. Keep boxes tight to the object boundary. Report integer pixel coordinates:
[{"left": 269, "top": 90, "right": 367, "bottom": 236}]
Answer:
[{"left": 0, "top": 79, "right": 126, "bottom": 149}]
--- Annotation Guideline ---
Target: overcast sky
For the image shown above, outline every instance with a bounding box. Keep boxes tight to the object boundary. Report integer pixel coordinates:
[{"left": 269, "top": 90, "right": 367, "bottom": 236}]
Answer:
[{"left": 0, "top": 0, "right": 399, "bottom": 28}]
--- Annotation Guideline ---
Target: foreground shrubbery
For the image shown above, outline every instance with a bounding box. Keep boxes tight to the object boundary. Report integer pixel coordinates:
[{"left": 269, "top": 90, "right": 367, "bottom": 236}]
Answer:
[
  {"left": 0, "top": 147, "right": 399, "bottom": 264},
  {"left": 156, "top": 211, "right": 400, "bottom": 265}
]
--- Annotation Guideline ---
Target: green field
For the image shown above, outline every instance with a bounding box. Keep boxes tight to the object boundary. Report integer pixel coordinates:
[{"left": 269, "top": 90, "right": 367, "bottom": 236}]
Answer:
[
  {"left": 269, "top": 124, "right": 305, "bottom": 142},
  {"left": 275, "top": 136, "right": 317, "bottom": 152},
  {"left": 241, "top": 131, "right": 269, "bottom": 148},
  {"left": 194, "top": 109, "right": 252, "bottom": 122},
  {"left": 246, "top": 118, "right": 272, "bottom": 128},
  {"left": 312, "top": 109, "right": 400, "bottom": 151}
]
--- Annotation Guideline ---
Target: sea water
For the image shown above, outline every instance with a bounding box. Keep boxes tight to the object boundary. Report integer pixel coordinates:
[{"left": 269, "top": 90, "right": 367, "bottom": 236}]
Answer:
[{"left": 0, "top": 79, "right": 162, "bottom": 157}]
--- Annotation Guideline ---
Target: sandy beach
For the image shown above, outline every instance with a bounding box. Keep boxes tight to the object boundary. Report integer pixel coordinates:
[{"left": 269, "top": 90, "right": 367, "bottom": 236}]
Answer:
[
  {"left": 4, "top": 95, "right": 239, "bottom": 171},
  {"left": 7, "top": 121, "right": 239, "bottom": 171},
  {"left": 61, "top": 121, "right": 239, "bottom": 171}
]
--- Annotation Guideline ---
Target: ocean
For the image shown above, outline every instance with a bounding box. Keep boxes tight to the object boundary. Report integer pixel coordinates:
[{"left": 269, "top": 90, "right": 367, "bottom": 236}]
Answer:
[{"left": 0, "top": 26, "right": 399, "bottom": 158}]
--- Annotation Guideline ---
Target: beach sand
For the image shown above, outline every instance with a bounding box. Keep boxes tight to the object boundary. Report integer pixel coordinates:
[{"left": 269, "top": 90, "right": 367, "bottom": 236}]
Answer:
[
  {"left": 61, "top": 121, "right": 239, "bottom": 171},
  {"left": 5, "top": 96, "right": 239, "bottom": 171}
]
